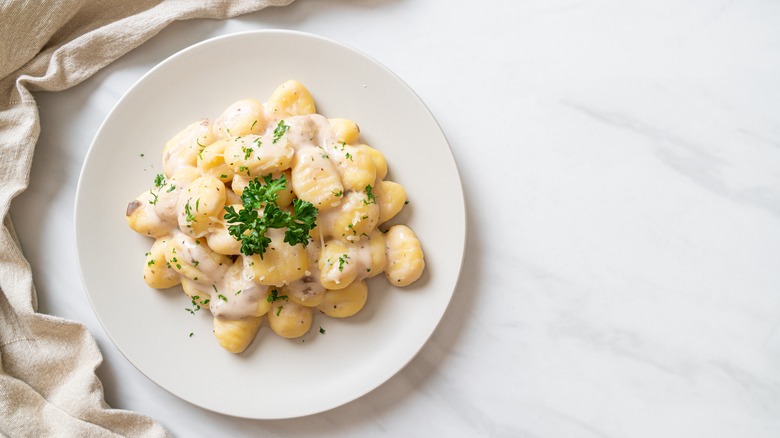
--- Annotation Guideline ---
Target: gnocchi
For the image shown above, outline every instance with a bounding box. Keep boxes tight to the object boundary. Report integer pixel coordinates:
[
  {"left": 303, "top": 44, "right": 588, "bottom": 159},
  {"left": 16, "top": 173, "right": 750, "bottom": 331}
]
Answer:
[{"left": 126, "top": 80, "right": 424, "bottom": 354}]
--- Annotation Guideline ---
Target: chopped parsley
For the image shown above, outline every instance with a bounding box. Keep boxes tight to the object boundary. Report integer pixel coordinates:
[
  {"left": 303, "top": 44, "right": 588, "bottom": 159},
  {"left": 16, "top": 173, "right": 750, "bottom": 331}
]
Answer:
[
  {"left": 224, "top": 174, "right": 318, "bottom": 258},
  {"left": 272, "top": 120, "right": 289, "bottom": 143},
  {"left": 242, "top": 145, "right": 253, "bottom": 159},
  {"left": 276, "top": 305, "right": 283, "bottom": 316},
  {"left": 319, "top": 326, "right": 326, "bottom": 334},
  {"left": 234, "top": 290, "right": 242, "bottom": 296},
  {"left": 338, "top": 254, "right": 350, "bottom": 272},
  {"left": 332, "top": 190, "right": 343, "bottom": 197},
  {"left": 154, "top": 173, "right": 166, "bottom": 188},
  {"left": 166, "top": 184, "right": 176, "bottom": 193},
  {"left": 147, "top": 259, "right": 155, "bottom": 267},
  {"left": 184, "top": 199, "right": 196, "bottom": 222},
  {"left": 148, "top": 190, "right": 158, "bottom": 205},
  {"left": 345, "top": 152, "right": 353, "bottom": 161},
  {"left": 363, "top": 184, "right": 377, "bottom": 205},
  {"left": 218, "top": 294, "right": 228, "bottom": 302},
  {"left": 267, "top": 289, "right": 288, "bottom": 302}
]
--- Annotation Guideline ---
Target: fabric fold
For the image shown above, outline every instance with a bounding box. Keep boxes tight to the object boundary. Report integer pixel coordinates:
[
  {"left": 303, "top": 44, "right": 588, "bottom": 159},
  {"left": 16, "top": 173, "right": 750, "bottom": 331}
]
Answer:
[{"left": 0, "top": 0, "right": 295, "bottom": 435}]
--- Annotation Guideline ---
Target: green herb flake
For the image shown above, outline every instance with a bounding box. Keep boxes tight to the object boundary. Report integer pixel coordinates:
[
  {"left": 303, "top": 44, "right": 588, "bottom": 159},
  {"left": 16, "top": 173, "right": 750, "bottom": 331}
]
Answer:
[
  {"left": 272, "top": 120, "right": 289, "bottom": 144},
  {"left": 276, "top": 305, "right": 283, "bottom": 316},
  {"left": 154, "top": 173, "right": 166, "bottom": 188},
  {"left": 184, "top": 199, "right": 197, "bottom": 223},
  {"left": 319, "top": 326, "right": 326, "bottom": 334},
  {"left": 363, "top": 184, "right": 377, "bottom": 205},
  {"left": 266, "top": 289, "right": 289, "bottom": 302},
  {"left": 338, "top": 254, "right": 350, "bottom": 272},
  {"left": 218, "top": 294, "right": 228, "bottom": 302}
]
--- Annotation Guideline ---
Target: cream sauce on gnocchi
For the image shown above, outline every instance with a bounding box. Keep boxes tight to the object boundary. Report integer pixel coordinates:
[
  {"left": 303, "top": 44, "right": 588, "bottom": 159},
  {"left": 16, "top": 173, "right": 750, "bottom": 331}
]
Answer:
[{"left": 125, "top": 80, "right": 424, "bottom": 354}]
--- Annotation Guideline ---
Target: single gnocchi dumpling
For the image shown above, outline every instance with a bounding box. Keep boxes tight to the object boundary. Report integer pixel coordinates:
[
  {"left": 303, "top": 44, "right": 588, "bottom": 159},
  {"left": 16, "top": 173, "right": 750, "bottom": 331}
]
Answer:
[
  {"left": 143, "top": 236, "right": 180, "bottom": 289},
  {"left": 177, "top": 175, "right": 227, "bottom": 237},
  {"left": 246, "top": 228, "right": 309, "bottom": 286},
  {"left": 126, "top": 190, "right": 174, "bottom": 238},
  {"left": 213, "top": 316, "right": 263, "bottom": 353},
  {"left": 322, "top": 190, "right": 380, "bottom": 241},
  {"left": 358, "top": 229, "right": 387, "bottom": 279},
  {"left": 162, "top": 119, "right": 216, "bottom": 177},
  {"left": 205, "top": 208, "right": 242, "bottom": 255},
  {"left": 197, "top": 139, "right": 234, "bottom": 184},
  {"left": 319, "top": 239, "right": 357, "bottom": 290},
  {"left": 267, "top": 300, "right": 313, "bottom": 338},
  {"left": 213, "top": 98, "right": 266, "bottom": 140},
  {"left": 384, "top": 225, "right": 425, "bottom": 287},
  {"left": 223, "top": 134, "right": 294, "bottom": 178},
  {"left": 328, "top": 118, "right": 360, "bottom": 144},
  {"left": 285, "top": 242, "right": 327, "bottom": 307},
  {"left": 266, "top": 80, "right": 316, "bottom": 121},
  {"left": 317, "top": 280, "right": 368, "bottom": 318},
  {"left": 291, "top": 146, "right": 343, "bottom": 210},
  {"left": 331, "top": 143, "right": 376, "bottom": 193},
  {"left": 357, "top": 144, "right": 387, "bottom": 181},
  {"left": 374, "top": 180, "right": 407, "bottom": 225},
  {"left": 165, "top": 231, "right": 231, "bottom": 284},
  {"left": 153, "top": 168, "right": 201, "bottom": 223}
]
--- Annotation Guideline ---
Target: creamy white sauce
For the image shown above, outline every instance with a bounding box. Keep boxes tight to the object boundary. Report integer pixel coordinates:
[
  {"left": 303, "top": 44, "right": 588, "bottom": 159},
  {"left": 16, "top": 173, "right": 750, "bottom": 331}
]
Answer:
[
  {"left": 209, "top": 260, "right": 268, "bottom": 320},
  {"left": 136, "top": 111, "right": 393, "bottom": 323}
]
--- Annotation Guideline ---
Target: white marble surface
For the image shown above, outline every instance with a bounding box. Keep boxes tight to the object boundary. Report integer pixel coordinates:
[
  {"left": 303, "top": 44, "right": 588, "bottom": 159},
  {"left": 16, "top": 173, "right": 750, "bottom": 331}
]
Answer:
[{"left": 9, "top": 0, "right": 780, "bottom": 436}]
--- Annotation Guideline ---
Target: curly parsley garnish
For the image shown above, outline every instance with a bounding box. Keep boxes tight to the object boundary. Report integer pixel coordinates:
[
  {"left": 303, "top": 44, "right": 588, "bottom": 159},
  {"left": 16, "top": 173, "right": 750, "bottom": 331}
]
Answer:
[{"left": 223, "top": 174, "right": 318, "bottom": 258}]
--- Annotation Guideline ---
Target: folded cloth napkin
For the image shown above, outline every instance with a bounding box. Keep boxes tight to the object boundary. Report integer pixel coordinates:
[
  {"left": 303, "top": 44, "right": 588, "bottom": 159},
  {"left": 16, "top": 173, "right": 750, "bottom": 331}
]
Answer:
[{"left": 0, "top": 1, "right": 294, "bottom": 435}]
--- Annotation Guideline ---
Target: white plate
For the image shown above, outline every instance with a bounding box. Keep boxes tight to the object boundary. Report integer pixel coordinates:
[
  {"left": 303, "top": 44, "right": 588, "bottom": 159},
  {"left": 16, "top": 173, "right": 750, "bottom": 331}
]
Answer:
[{"left": 75, "top": 30, "right": 465, "bottom": 419}]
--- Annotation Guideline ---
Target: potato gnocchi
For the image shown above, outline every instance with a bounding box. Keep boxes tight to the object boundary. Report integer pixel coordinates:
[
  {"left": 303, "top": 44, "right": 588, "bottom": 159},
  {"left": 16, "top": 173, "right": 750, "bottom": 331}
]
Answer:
[{"left": 126, "top": 80, "right": 425, "bottom": 354}]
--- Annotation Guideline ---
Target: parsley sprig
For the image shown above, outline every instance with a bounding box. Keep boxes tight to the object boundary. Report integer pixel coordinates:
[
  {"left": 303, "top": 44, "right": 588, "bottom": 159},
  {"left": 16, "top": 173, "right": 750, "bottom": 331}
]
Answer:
[{"left": 223, "top": 174, "right": 318, "bottom": 258}]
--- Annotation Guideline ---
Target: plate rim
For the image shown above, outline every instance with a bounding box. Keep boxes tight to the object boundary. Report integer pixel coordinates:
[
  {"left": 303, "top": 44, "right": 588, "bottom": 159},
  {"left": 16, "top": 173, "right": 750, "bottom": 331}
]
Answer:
[{"left": 74, "top": 28, "right": 466, "bottom": 419}]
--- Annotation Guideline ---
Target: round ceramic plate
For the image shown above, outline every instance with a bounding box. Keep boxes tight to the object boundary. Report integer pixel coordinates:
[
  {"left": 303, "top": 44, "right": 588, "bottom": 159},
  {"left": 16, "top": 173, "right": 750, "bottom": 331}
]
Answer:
[{"left": 75, "top": 30, "right": 465, "bottom": 419}]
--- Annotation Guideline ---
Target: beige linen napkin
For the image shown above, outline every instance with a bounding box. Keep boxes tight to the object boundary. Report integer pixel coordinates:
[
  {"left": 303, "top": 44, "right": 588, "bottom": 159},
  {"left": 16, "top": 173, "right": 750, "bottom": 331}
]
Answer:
[{"left": 0, "top": 1, "right": 294, "bottom": 436}]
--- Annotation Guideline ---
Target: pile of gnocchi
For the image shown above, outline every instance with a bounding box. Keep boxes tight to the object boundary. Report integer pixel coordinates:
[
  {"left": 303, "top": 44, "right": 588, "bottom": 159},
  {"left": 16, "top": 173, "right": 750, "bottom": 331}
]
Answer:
[{"left": 125, "top": 80, "right": 425, "bottom": 353}]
